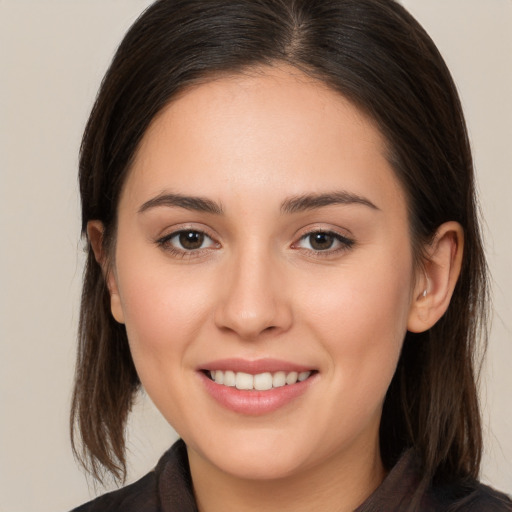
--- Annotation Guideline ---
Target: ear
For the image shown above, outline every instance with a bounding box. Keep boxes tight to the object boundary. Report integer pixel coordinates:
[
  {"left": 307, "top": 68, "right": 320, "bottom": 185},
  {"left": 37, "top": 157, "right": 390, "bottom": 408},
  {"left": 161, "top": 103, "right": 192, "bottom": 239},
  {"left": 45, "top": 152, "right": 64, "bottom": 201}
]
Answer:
[
  {"left": 407, "top": 221, "right": 464, "bottom": 333},
  {"left": 87, "top": 221, "right": 125, "bottom": 324}
]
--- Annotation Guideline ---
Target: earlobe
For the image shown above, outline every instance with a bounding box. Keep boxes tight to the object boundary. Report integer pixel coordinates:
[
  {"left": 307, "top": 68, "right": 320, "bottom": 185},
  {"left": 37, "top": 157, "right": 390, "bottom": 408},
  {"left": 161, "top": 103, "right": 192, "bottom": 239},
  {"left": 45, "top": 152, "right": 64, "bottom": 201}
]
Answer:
[
  {"left": 86, "top": 221, "right": 125, "bottom": 324},
  {"left": 407, "top": 221, "right": 464, "bottom": 333}
]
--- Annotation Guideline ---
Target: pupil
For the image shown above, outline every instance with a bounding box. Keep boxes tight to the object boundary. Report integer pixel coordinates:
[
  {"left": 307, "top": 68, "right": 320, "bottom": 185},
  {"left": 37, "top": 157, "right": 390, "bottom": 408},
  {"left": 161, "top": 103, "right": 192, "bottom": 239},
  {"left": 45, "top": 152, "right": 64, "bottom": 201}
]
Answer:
[
  {"left": 310, "top": 233, "right": 334, "bottom": 250},
  {"left": 179, "top": 231, "right": 204, "bottom": 250}
]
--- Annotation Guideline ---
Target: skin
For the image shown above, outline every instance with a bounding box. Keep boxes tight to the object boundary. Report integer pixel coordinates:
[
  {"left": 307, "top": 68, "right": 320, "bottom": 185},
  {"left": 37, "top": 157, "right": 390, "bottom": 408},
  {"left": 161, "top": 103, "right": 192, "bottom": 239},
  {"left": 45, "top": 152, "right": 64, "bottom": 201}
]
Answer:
[{"left": 90, "top": 65, "right": 463, "bottom": 512}]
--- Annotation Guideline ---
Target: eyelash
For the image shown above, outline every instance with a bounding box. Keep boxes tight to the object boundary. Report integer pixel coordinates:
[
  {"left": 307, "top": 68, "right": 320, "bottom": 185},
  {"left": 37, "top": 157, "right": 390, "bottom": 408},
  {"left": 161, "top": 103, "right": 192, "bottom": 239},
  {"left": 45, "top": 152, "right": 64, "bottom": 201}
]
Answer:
[
  {"left": 294, "top": 230, "right": 355, "bottom": 256},
  {"left": 156, "top": 228, "right": 355, "bottom": 258},
  {"left": 156, "top": 229, "right": 218, "bottom": 258}
]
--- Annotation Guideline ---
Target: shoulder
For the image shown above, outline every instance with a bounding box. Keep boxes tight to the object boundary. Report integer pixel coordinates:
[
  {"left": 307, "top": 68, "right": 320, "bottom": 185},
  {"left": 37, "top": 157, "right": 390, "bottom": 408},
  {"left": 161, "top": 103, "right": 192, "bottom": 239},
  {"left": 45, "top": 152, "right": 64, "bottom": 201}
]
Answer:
[
  {"left": 70, "top": 470, "right": 160, "bottom": 512},
  {"left": 469, "top": 483, "right": 512, "bottom": 511},
  {"left": 69, "top": 441, "right": 188, "bottom": 512},
  {"left": 430, "top": 479, "right": 512, "bottom": 511},
  {"left": 356, "top": 450, "right": 511, "bottom": 512},
  {"left": 70, "top": 440, "right": 196, "bottom": 512}
]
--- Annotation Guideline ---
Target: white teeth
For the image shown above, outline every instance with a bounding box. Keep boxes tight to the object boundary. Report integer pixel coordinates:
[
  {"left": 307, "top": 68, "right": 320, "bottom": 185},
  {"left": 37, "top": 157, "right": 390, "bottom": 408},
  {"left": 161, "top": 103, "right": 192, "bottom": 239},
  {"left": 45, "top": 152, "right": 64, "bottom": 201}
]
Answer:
[
  {"left": 285, "top": 371, "right": 298, "bottom": 385},
  {"left": 209, "top": 369, "right": 312, "bottom": 390},
  {"left": 235, "top": 372, "right": 253, "bottom": 390},
  {"left": 272, "top": 371, "right": 286, "bottom": 388},
  {"left": 223, "top": 370, "right": 236, "bottom": 387},
  {"left": 298, "top": 371, "right": 310, "bottom": 382},
  {"left": 253, "top": 372, "right": 273, "bottom": 391}
]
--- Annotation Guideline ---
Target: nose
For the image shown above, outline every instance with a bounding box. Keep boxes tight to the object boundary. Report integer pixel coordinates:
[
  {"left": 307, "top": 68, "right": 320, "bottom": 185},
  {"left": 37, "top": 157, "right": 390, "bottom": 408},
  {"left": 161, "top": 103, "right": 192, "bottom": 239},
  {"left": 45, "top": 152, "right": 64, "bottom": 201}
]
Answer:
[{"left": 214, "top": 247, "right": 293, "bottom": 340}]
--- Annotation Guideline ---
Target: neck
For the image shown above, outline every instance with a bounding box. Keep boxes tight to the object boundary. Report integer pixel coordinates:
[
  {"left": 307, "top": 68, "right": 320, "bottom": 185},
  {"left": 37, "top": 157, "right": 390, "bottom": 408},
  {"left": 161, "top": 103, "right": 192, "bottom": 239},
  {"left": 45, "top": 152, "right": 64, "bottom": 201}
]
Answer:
[{"left": 187, "top": 438, "right": 385, "bottom": 512}]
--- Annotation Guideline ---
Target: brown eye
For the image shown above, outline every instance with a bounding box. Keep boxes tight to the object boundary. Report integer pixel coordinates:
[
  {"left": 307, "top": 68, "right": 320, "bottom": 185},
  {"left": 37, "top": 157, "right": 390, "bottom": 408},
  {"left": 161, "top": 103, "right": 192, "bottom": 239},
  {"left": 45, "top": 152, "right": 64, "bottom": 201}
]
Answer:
[
  {"left": 158, "top": 229, "right": 216, "bottom": 253},
  {"left": 179, "top": 231, "right": 205, "bottom": 250},
  {"left": 296, "top": 230, "right": 354, "bottom": 253},
  {"left": 308, "top": 232, "right": 335, "bottom": 250}
]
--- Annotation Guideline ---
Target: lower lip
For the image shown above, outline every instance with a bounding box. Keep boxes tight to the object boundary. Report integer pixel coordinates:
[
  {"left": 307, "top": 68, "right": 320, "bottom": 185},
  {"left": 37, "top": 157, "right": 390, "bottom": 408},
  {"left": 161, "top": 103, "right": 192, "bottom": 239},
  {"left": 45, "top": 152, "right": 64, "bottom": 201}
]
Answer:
[{"left": 199, "top": 372, "right": 317, "bottom": 415}]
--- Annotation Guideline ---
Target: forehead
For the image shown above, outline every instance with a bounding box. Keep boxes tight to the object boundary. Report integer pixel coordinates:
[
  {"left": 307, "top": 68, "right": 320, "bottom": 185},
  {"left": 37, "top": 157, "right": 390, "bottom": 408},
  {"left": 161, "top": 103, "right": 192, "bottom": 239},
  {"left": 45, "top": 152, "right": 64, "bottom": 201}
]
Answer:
[{"left": 123, "top": 65, "right": 404, "bottom": 212}]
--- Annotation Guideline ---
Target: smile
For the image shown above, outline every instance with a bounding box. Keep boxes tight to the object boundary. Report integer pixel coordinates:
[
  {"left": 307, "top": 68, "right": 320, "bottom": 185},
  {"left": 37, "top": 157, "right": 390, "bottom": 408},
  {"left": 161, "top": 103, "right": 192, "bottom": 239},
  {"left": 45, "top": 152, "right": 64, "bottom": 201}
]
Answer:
[
  {"left": 208, "top": 370, "right": 312, "bottom": 390},
  {"left": 199, "top": 358, "right": 318, "bottom": 414}
]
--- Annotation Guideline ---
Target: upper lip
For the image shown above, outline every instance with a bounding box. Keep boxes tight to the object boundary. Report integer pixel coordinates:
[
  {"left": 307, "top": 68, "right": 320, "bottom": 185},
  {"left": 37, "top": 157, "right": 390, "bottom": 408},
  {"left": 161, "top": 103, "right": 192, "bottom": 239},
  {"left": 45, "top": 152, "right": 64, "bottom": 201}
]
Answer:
[{"left": 199, "top": 358, "right": 315, "bottom": 374}]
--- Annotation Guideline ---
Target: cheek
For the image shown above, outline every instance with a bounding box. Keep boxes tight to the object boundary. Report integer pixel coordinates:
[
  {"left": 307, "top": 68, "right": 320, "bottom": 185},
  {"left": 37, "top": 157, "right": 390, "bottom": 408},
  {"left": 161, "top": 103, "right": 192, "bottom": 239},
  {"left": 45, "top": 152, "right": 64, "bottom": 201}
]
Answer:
[
  {"left": 115, "top": 259, "right": 213, "bottom": 371},
  {"left": 298, "top": 252, "right": 414, "bottom": 388},
  {"left": 115, "top": 266, "right": 217, "bottom": 429}
]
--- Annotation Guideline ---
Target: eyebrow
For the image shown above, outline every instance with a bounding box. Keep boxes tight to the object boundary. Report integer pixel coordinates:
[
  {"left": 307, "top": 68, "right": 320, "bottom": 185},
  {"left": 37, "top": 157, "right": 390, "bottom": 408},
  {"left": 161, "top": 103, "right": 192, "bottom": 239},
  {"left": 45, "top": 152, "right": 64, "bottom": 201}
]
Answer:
[
  {"left": 138, "top": 193, "right": 224, "bottom": 215},
  {"left": 280, "top": 191, "right": 379, "bottom": 214},
  {"left": 138, "top": 190, "right": 378, "bottom": 216}
]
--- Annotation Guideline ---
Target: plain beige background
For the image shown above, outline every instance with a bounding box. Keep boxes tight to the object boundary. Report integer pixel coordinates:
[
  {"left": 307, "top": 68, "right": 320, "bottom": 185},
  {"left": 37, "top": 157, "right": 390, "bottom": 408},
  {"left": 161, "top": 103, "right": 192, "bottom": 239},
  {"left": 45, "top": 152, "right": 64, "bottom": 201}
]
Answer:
[{"left": 0, "top": 1, "right": 510, "bottom": 511}]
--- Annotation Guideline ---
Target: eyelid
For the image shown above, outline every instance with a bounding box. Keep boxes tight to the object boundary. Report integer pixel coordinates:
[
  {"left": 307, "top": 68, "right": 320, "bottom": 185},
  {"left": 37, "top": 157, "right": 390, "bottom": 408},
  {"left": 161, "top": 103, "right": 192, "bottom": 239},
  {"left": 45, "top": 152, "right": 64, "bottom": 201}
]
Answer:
[
  {"left": 154, "top": 223, "right": 354, "bottom": 259},
  {"left": 291, "top": 226, "right": 355, "bottom": 255},
  {"left": 155, "top": 224, "right": 220, "bottom": 256}
]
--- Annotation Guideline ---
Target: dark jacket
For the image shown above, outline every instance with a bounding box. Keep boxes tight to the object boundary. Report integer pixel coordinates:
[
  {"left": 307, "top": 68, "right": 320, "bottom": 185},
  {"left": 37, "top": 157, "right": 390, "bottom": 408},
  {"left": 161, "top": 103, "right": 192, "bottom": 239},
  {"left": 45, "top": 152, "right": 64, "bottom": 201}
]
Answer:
[{"left": 72, "top": 440, "right": 512, "bottom": 512}]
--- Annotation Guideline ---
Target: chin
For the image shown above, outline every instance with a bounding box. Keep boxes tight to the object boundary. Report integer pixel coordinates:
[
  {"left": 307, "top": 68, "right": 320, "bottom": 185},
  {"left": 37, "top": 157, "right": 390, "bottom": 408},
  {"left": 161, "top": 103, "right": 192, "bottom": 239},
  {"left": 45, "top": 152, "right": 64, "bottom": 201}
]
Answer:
[
  {"left": 213, "top": 450, "right": 308, "bottom": 481},
  {"left": 185, "top": 428, "right": 317, "bottom": 481}
]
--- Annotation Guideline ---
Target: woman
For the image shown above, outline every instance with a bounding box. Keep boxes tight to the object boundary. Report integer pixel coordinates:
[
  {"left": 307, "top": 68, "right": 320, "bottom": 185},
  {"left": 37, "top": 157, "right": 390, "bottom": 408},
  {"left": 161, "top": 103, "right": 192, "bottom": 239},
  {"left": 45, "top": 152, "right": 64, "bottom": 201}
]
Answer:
[{"left": 70, "top": 0, "right": 511, "bottom": 510}]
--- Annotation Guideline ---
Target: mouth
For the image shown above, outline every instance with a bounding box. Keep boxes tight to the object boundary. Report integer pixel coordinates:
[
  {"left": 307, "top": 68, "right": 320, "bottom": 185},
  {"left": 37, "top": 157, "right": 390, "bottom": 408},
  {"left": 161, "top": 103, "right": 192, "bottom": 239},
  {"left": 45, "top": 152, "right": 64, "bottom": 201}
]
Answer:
[
  {"left": 198, "top": 358, "right": 318, "bottom": 414},
  {"left": 203, "top": 369, "right": 315, "bottom": 391}
]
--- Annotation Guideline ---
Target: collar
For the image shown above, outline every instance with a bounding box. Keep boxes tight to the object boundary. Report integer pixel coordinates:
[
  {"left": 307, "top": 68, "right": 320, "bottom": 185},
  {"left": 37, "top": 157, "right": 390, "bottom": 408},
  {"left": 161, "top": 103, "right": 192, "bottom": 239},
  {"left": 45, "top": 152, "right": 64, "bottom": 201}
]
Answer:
[{"left": 156, "top": 440, "right": 426, "bottom": 512}]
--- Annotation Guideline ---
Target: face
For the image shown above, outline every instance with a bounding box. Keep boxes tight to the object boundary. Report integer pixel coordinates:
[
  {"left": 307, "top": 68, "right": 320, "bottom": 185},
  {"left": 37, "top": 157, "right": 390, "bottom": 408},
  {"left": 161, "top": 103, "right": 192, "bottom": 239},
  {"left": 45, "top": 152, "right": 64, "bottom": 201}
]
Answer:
[{"left": 106, "top": 66, "right": 421, "bottom": 481}]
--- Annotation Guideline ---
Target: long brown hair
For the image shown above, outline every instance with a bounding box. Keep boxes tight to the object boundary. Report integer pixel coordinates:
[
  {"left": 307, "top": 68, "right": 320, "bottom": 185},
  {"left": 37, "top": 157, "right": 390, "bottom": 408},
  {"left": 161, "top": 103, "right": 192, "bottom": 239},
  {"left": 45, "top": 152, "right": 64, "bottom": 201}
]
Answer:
[{"left": 71, "top": 0, "right": 488, "bottom": 485}]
